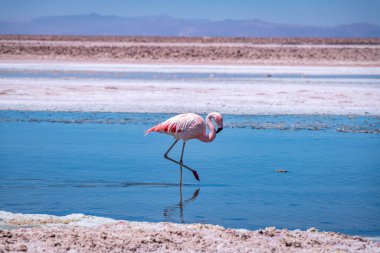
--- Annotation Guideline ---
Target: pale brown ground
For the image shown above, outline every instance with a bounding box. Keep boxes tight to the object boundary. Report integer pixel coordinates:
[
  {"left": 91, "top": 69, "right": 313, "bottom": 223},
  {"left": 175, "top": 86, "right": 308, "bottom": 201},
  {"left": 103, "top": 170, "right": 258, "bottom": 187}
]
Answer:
[
  {"left": 1, "top": 223, "right": 379, "bottom": 253},
  {"left": 1, "top": 35, "right": 380, "bottom": 66},
  {"left": 0, "top": 211, "right": 378, "bottom": 253}
]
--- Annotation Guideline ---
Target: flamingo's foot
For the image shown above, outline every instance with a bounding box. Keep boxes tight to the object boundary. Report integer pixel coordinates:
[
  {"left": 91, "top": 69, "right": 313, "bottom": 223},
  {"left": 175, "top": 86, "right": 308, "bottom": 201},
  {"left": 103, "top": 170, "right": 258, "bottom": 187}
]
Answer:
[{"left": 192, "top": 171, "right": 200, "bottom": 181}]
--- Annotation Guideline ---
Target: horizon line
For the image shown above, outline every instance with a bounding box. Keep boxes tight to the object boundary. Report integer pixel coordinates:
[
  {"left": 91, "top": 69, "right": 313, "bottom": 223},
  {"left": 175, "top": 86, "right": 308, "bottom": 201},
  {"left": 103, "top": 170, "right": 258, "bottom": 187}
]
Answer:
[{"left": 1, "top": 12, "right": 379, "bottom": 28}]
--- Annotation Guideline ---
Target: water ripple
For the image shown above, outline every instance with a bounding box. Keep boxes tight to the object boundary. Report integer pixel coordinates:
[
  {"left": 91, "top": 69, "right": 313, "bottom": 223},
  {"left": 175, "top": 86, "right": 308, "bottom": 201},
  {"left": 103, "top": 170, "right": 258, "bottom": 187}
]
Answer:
[{"left": 2, "top": 111, "right": 377, "bottom": 133}]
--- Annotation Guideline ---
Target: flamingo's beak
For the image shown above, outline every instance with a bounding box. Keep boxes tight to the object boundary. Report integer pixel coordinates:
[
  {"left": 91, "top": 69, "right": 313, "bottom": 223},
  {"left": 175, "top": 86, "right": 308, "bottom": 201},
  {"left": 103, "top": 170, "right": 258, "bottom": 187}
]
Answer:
[{"left": 216, "top": 127, "right": 223, "bottom": 134}]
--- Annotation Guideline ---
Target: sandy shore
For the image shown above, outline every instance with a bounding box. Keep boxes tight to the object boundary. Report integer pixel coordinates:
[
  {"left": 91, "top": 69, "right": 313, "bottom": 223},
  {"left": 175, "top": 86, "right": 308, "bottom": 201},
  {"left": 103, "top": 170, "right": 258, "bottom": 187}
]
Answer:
[
  {"left": 1, "top": 36, "right": 380, "bottom": 66},
  {"left": 1, "top": 62, "right": 380, "bottom": 115},
  {"left": 1, "top": 211, "right": 379, "bottom": 253}
]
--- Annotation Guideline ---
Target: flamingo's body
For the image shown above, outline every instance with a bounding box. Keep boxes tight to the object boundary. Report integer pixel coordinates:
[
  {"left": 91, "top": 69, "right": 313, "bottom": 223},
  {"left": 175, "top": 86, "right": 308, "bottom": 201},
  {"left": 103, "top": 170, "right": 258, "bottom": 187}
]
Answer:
[{"left": 145, "top": 112, "right": 223, "bottom": 183}]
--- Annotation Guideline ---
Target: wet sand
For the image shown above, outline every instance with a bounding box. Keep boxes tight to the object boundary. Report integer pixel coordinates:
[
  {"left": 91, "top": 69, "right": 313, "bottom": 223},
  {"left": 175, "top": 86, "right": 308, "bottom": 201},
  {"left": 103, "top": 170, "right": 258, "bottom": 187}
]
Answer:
[{"left": 1, "top": 211, "right": 379, "bottom": 253}]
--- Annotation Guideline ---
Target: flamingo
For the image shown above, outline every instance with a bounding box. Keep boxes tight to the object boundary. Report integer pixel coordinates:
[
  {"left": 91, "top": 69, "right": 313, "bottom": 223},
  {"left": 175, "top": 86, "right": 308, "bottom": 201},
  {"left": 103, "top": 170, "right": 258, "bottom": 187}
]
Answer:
[{"left": 145, "top": 112, "right": 223, "bottom": 183}]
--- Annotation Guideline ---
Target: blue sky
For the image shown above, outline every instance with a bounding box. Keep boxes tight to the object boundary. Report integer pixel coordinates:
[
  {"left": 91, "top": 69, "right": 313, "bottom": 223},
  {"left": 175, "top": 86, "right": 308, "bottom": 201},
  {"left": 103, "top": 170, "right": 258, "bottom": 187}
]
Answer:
[{"left": 1, "top": 0, "right": 380, "bottom": 26}]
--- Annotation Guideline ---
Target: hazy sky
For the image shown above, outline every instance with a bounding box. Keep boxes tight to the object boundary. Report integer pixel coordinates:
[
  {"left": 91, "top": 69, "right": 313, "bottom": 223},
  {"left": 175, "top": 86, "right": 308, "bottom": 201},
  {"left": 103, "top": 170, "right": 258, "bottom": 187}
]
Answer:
[{"left": 1, "top": 0, "right": 380, "bottom": 26}]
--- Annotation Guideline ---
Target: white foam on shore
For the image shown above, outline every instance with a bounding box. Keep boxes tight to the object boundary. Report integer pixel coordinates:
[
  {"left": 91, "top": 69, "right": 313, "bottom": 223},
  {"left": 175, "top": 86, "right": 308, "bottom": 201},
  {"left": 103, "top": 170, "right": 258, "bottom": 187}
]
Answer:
[
  {"left": 367, "top": 237, "right": 380, "bottom": 243},
  {"left": 0, "top": 210, "right": 117, "bottom": 228},
  {"left": 1, "top": 210, "right": 380, "bottom": 244},
  {"left": 1, "top": 62, "right": 380, "bottom": 75}
]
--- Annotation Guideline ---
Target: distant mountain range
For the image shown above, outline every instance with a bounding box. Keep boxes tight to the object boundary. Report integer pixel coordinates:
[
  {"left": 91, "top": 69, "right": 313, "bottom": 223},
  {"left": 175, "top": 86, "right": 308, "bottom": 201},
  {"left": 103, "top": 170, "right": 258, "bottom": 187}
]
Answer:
[{"left": 1, "top": 13, "right": 380, "bottom": 37}]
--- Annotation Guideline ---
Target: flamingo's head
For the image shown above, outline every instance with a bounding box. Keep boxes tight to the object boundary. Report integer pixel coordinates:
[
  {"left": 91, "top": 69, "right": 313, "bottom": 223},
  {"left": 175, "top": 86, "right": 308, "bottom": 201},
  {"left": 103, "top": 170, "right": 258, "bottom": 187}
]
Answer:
[{"left": 212, "top": 112, "right": 223, "bottom": 134}]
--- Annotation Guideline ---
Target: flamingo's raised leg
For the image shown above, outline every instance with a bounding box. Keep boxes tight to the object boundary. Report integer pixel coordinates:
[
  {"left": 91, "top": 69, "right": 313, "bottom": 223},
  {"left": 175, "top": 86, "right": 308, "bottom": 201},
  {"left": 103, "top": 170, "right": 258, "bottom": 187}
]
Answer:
[
  {"left": 164, "top": 139, "right": 179, "bottom": 158},
  {"left": 164, "top": 139, "right": 200, "bottom": 181}
]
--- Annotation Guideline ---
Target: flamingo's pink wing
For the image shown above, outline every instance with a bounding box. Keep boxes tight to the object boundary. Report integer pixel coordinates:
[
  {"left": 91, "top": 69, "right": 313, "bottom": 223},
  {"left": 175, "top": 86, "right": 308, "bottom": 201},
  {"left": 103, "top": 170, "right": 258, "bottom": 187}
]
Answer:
[{"left": 145, "top": 113, "right": 202, "bottom": 136}]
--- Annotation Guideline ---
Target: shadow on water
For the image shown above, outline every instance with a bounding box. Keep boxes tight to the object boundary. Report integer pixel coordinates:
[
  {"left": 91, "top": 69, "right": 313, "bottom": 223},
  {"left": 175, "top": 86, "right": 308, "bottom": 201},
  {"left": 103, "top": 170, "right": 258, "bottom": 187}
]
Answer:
[
  {"left": 163, "top": 188, "right": 200, "bottom": 223},
  {"left": 121, "top": 182, "right": 198, "bottom": 188},
  {"left": 0, "top": 179, "right": 201, "bottom": 189}
]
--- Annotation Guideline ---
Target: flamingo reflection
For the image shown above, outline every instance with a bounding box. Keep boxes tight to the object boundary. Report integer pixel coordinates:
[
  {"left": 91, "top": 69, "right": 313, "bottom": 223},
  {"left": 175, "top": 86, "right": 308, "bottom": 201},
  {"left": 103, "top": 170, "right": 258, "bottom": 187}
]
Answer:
[{"left": 163, "top": 188, "right": 200, "bottom": 223}]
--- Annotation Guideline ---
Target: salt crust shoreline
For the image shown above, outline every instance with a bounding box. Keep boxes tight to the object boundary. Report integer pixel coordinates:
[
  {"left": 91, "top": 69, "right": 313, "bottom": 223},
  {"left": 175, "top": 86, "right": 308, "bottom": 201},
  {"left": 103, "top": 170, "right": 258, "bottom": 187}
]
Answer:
[
  {"left": 0, "top": 211, "right": 379, "bottom": 253},
  {"left": 1, "top": 62, "right": 380, "bottom": 115}
]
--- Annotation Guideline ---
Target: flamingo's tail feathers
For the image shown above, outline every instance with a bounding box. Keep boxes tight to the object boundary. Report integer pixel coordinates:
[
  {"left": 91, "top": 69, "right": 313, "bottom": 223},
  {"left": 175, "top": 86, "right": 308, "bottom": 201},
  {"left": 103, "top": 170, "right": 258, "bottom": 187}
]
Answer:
[
  {"left": 144, "top": 128, "right": 153, "bottom": 136},
  {"left": 144, "top": 126, "right": 158, "bottom": 136}
]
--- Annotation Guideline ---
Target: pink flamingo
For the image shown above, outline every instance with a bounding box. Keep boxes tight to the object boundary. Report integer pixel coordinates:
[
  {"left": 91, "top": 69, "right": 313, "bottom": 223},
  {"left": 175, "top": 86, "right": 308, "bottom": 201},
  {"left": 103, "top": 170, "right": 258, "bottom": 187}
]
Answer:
[{"left": 145, "top": 112, "right": 223, "bottom": 183}]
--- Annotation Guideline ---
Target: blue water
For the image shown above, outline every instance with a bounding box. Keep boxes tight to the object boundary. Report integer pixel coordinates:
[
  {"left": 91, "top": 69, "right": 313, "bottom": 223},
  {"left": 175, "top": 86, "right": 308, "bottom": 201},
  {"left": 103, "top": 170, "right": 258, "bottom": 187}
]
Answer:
[
  {"left": 1, "top": 69, "right": 380, "bottom": 81},
  {"left": 0, "top": 111, "right": 379, "bottom": 236}
]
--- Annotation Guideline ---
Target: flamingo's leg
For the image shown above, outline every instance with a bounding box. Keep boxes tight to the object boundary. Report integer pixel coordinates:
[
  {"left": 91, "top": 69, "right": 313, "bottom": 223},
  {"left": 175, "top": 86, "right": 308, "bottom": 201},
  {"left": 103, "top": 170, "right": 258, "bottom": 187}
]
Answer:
[
  {"left": 179, "top": 141, "right": 186, "bottom": 186},
  {"left": 164, "top": 139, "right": 200, "bottom": 181},
  {"left": 164, "top": 139, "right": 179, "bottom": 157}
]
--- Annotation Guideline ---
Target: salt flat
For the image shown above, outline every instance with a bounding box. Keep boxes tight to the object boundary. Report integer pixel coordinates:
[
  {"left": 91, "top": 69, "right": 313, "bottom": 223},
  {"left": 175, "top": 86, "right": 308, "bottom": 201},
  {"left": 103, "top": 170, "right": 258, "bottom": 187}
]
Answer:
[
  {"left": 0, "top": 62, "right": 379, "bottom": 115},
  {"left": 1, "top": 36, "right": 380, "bottom": 66}
]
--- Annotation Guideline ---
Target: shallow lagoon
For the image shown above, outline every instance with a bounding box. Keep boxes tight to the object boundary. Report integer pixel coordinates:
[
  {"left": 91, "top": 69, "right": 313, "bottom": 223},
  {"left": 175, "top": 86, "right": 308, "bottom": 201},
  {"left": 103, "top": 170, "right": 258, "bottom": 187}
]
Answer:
[{"left": 0, "top": 111, "right": 379, "bottom": 236}]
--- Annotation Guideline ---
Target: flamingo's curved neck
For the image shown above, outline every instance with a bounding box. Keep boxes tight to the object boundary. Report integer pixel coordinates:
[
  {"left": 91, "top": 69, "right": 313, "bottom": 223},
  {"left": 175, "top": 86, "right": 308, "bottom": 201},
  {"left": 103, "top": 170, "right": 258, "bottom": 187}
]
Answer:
[{"left": 199, "top": 113, "right": 216, "bottom": 143}]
